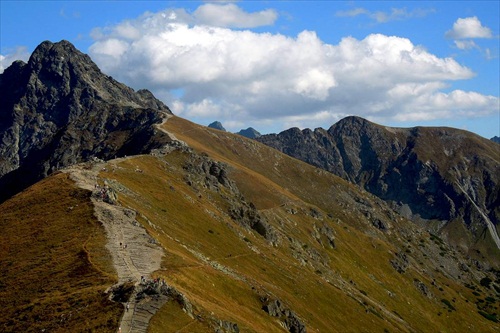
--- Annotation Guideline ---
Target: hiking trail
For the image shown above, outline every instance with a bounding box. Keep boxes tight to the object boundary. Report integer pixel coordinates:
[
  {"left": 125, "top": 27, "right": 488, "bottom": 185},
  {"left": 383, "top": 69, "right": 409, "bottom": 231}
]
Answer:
[{"left": 64, "top": 161, "right": 165, "bottom": 333}]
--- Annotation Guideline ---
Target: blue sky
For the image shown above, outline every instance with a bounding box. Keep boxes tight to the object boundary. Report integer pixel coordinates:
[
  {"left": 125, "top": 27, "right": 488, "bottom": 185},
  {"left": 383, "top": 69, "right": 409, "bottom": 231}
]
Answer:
[{"left": 1, "top": 1, "right": 499, "bottom": 138}]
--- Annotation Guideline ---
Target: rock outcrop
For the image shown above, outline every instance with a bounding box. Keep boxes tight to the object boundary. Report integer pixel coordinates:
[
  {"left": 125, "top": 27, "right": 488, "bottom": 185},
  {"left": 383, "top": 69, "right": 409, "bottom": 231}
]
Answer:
[
  {"left": 181, "top": 146, "right": 278, "bottom": 244},
  {"left": 261, "top": 296, "right": 306, "bottom": 333},
  {"left": 0, "top": 40, "right": 172, "bottom": 202},
  {"left": 257, "top": 116, "right": 500, "bottom": 259}
]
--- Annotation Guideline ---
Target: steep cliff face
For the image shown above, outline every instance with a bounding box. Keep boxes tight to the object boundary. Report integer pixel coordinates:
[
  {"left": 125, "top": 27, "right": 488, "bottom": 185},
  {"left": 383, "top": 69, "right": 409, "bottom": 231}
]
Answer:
[
  {"left": 0, "top": 40, "right": 172, "bottom": 201},
  {"left": 257, "top": 116, "right": 500, "bottom": 255}
]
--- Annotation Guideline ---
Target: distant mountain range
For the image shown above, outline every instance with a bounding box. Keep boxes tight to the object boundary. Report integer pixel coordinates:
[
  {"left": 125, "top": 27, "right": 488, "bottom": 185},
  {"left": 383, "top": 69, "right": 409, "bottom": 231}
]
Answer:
[
  {"left": 208, "top": 121, "right": 261, "bottom": 138},
  {"left": 1, "top": 40, "right": 499, "bottom": 332}
]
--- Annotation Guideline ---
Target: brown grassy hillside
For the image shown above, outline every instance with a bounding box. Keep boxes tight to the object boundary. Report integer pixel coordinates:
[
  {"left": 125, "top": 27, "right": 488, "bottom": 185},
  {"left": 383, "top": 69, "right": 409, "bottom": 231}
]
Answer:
[
  {"left": 1, "top": 116, "right": 498, "bottom": 332},
  {"left": 0, "top": 172, "right": 121, "bottom": 332},
  {"left": 99, "top": 116, "right": 499, "bottom": 331}
]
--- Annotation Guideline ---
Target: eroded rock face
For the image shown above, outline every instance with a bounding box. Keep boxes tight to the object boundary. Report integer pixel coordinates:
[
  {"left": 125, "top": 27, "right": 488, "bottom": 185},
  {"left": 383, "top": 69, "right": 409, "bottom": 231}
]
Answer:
[
  {"left": 257, "top": 116, "right": 500, "bottom": 259},
  {"left": 0, "top": 40, "right": 172, "bottom": 202},
  {"left": 182, "top": 148, "right": 278, "bottom": 244},
  {"left": 390, "top": 251, "right": 410, "bottom": 274},
  {"left": 261, "top": 296, "right": 306, "bottom": 333}
]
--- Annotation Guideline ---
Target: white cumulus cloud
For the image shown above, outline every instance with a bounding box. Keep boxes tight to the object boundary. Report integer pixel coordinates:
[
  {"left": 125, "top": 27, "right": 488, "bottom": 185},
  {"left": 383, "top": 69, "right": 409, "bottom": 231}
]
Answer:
[
  {"left": 193, "top": 3, "right": 277, "bottom": 28},
  {"left": 446, "top": 16, "right": 493, "bottom": 39},
  {"left": 88, "top": 5, "right": 498, "bottom": 133}
]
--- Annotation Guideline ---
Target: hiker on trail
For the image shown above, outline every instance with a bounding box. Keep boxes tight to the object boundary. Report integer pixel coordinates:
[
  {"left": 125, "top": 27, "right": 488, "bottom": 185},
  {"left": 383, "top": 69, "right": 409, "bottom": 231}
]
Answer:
[{"left": 126, "top": 303, "right": 129, "bottom": 312}]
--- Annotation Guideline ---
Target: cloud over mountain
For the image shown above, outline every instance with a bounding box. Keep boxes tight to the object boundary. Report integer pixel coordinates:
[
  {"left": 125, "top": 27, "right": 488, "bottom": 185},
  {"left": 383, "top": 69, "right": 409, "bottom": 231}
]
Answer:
[{"left": 88, "top": 4, "right": 498, "bottom": 132}]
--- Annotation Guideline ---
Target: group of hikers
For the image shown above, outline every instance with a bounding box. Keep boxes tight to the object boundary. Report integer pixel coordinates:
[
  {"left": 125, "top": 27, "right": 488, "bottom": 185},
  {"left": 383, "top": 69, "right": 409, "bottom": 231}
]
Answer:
[
  {"left": 94, "top": 183, "right": 115, "bottom": 202},
  {"left": 140, "top": 275, "right": 166, "bottom": 286}
]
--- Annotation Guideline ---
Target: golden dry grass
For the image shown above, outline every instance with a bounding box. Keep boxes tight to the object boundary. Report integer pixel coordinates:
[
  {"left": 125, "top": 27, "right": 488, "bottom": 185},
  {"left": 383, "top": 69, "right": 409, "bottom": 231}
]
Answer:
[
  {"left": 90, "top": 116, "right": 499, "bottom": 332},
  {"left": 0, "top": 173, "right": 121, "bottom": 333},
  {"left": 2, "top": 116, "right": 498, "bottom": 332}
]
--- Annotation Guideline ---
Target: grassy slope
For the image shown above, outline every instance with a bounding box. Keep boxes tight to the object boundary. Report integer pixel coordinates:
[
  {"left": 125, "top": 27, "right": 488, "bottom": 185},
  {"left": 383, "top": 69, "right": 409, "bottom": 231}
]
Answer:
[
  {"left": 93, "top": 116, "right": 498, "bottom": 332},
  {"left": 1, "top": 116, "right": 497, "bottom": 332},
  {"left": 0, "top": 172, "right": 121, "bottom": 333}
]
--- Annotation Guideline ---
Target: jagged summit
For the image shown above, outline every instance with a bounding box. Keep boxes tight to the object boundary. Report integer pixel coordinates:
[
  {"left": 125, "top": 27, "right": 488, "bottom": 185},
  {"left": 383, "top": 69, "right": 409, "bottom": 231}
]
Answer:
[
  {"left": 22, "top": 40, "right": 170, "bottom": 110},
  {"left": 328, "top": 115, "right": 377, "bottom": 129},
  {"left": 0, "top": 40, "right": 172, "bottom": 202}
]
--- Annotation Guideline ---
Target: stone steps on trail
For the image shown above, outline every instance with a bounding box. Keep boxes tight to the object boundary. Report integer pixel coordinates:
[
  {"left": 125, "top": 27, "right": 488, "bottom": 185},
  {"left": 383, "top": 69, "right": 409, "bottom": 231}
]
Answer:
[
  {"left": 65, "top": 163, "right": 167, "bottom": 333},
  {"left": 129, "top": 295, "right": 168, "bottom": 333}
]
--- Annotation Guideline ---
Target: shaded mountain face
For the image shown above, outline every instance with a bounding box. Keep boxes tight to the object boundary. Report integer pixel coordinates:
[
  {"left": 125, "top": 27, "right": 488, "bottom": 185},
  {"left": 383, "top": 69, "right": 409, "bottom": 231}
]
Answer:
[
  {"left": 492, "top": 136, "right": 500, "bottom": 144},
  {"left": 0, "top": 40, "right": 172, "bottom": 202},
  {"left": 257, "top": 116, "right": 500, "bottom": 259}
]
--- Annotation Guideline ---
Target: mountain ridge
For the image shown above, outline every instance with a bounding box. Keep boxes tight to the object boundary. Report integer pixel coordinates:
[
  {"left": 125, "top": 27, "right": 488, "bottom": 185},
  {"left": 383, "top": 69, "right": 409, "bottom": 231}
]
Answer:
[
  {"left": 0, "top": 40, "right": 172, "bottom": 202},
  {"left": 257, "top": 116, "right": 500, "bottom": 261}
]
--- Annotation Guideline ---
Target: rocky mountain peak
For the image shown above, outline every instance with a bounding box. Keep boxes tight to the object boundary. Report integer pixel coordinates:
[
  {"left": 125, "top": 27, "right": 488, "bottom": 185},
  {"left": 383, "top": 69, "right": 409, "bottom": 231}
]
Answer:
[
  {"left": 236, "top": 127, "right": 261, "bottom": 139},
  {"left": 208, "top": 121, "right": 226, "bottom": 131},
  {"left": 24, "top": 40, "right": 170, "bottom": 111},
  {"left": 329, "top": 115, "right": 373, "bottom": 129},
  {"left": 328, "top": 115, "right": 398, "bottom": 139},
  {"left": 0, "top": 40, "right": 172, "bottom": 202},
  {"left": 29, "top": 40, "right": 87, "bottom": 71}
]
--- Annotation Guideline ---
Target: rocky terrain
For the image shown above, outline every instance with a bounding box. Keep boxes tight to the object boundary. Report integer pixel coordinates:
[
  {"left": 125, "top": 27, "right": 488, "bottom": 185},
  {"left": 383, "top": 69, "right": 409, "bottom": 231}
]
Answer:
[
  {"left": 1, "top": 41, "right": 499, "bottom": 332},
  {"left": 257, "top": 116, "right": 500, "bottom": 263},
  {"left": 0, "top": 40, "right": 172, "bottom": 202}
]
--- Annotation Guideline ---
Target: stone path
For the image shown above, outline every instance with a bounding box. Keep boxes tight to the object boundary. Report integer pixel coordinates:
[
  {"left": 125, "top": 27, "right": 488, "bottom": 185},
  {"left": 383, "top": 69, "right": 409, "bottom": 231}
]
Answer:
[{"left": 63, "top": 162, "right": 165, "bottom": 333}]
